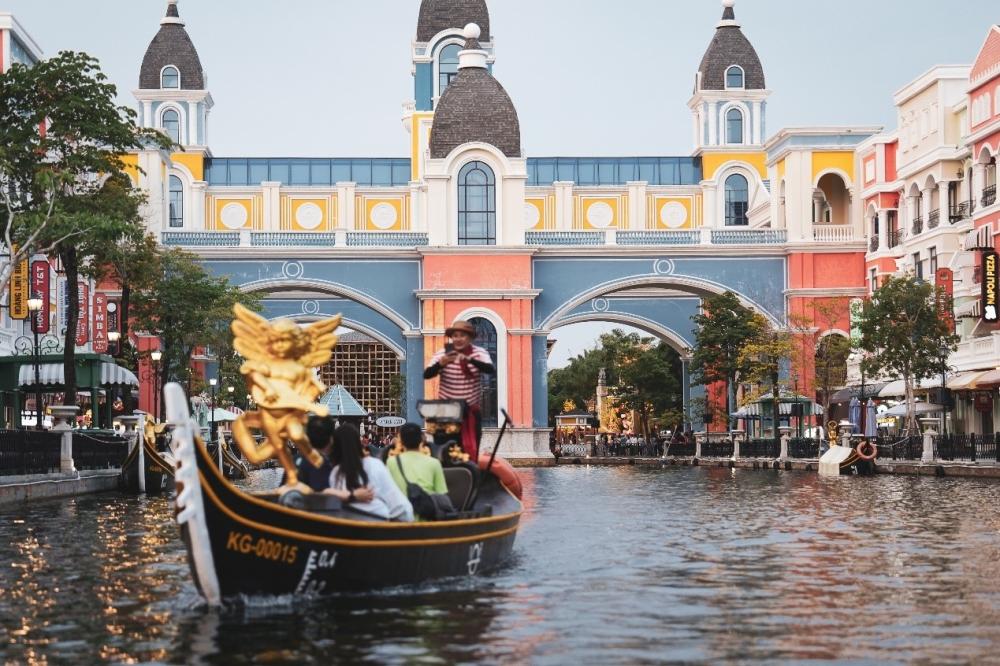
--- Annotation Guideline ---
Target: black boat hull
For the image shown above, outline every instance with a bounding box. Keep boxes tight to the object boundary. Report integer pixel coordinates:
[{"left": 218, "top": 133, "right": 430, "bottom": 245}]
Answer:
[
  {"left": 120, "top": 437, "right": 175, "bottom": 494},
  {"left": 179, "top": 428, "right": 522, "bottom": 600}
]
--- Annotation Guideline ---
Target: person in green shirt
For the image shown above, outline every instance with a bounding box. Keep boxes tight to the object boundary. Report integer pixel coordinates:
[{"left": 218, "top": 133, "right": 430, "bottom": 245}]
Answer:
[{"left": 388, "top": 423, "right": 449, "bottom": 496}]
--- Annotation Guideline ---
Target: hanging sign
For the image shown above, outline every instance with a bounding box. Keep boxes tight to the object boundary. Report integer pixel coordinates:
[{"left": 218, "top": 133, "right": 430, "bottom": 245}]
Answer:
[
  {"left": 76, "top": 283, "right": 89, "bottom": 347},
  {"left": 983, "top": 251, "right": 998, "bottom": 323},
  {"left": 107, "top": 300, "right": 120, "bottom": 355},
  {"left": 9, "top": 248, "right": 29, "bottom": 320},
  {"left": 375, "top": 416, "right": 407, "bottom": 428},
  {"left": 30, "top": 260, "right": 50, "bottom": 333},
  {"left": 93, "top": 293, "right": 108, "bottom": 353},
  {"left": 936, "top": 267, "right": 955, "bottom": 332}
]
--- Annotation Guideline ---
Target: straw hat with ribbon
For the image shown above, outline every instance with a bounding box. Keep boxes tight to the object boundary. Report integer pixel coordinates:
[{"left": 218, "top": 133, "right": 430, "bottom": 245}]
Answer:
[{"left": 444, "top": 320, "right": 477, "bottom": 338}]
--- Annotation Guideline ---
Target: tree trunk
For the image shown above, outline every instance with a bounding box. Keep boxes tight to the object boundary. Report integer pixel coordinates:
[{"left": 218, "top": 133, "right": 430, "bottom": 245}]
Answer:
[
  {"left": 772, "top": 371, "right": 781, "bottom": 444},
  {"left": 903, "top": 371, "right": 917, "bottom": 436},
  {"left": 62, "top": 246, "right": 79, "bottom": 407},
  {"left": 119, "top": 280, "right": 131, "bottom": 342}
]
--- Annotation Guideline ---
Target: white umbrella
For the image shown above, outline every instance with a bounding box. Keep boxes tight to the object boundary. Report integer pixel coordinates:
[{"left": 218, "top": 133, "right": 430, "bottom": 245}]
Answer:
[
  {"left": 884, "top": 402, "right": 947, "bottom": 417},
  {"left": 864, "top": 399, "right": 877, "bottom": 438}
]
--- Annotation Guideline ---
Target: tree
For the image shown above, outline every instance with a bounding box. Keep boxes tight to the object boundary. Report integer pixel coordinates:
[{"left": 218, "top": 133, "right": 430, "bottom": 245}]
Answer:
[
  {"left": 856, "top": 275, "right": 959, "bottom": 434},
  {"left": 738, "top": 315, "right": 793, "bottom": 440},
  {"left": 815, "top": 333, "right": 851, "bottom": 418},
  {"left": 690, "top": 291, "right": 760, "bottom": 429},
  {"left": 600, "top": 329, "right": 681, "bottom": 440},
  {"left": 0, "top": 51, "right": 167, "bottom": 297},
  {"left": 131, "top": 248, "right": 261, "bottom": 415},
  {"left": 547, "top": 346, "right": 605, "bottom": 423}
]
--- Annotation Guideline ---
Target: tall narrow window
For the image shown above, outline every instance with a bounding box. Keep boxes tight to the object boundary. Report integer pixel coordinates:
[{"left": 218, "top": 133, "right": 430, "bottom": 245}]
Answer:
[
  {"left": 161, "top": 66, "right": 179, "bottom": 89},
  {"left": 437, "top": 44, "right": 461, "bottom": 98},
  {"left": 929, "top": 246, "right": 938, "bottom": 277},
  {"left": 913, "top": 252, "right": 923, "bottom": 280},
  {"left": 726, "top": 66, "right": 744, "bottom": 89},
  {"left": 726, "top": 108, "right": 744, "bottom": 144},
  {"left": 169, "top": 176, "right": 184, "bottom": 228},
  {"left": 162, "top": 109, "right": 181, "bottom": 144},
  {"left": 458, "top": 161, "right": 496, "bottom": 245},
  {"left": 469, "top": 317, "right": 498, "bottom": 427},
  {"left": 725, "top": 174, "right": 749, "bottom": 226}
]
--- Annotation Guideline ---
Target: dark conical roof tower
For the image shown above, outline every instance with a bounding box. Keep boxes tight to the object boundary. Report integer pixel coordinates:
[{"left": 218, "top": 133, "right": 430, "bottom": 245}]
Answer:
[
  {"left": 696, "top": 0, "right": 765, "bottom": 91},
  {"left": 417, "top": 0, "right": 491, "bottom": 42},
  {"left": 139, "top": 0, "right": 205, "bottom": 90}
]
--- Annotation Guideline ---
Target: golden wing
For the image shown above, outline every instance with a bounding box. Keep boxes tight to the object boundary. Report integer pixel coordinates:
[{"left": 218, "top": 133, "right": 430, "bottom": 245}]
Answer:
[
  {"left": 231, "top": 303, "right": 272, "bottom": 363},
  {"left": 299, "top": 315, "right": 342, "bottom": 368}
]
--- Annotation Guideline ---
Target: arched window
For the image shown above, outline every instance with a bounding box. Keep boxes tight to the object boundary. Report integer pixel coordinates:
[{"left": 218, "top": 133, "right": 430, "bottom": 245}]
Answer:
[
  {"left": 161, "top": 109, "right": 181, "bottom": 144},
  {"left": 169, "top": 176, "right": 184, "bottom": 228},
  {"left": 437, "top": 44, "right": 461, "bottom": 98},
  {"left": 726, "top": 108, "right": 744, "bottom": 144},
  {"left": 726, "top": 66, "right": 744, "bottom": 89},
  {"left": 725, "top": 174, "right": 749, "bottom": 226},
  {"left": 468, "top": 317, "right": 498, "bottom": 427},
  {"left": 161, "top": 66, "right": 179, "bottom": 89},
  {"left": 458, "top": 161, "right": 496, "bottom": 245}
]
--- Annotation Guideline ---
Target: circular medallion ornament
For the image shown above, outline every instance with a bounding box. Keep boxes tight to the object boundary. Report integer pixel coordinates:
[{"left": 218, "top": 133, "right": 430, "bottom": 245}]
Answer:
[
  {"left": 220, "top": 203, "right": 249, "bottom": 230},
  {"left": 586, "top": 202, "right": 614, "bottom": 229},
  {"left": 524, "top": 203, "right": 541, "bottom": 229},
  {"left": 370, "top": 203, "right": 398, "bottom": 230},
  {"left": 660, "top": 202, "right": 688, "bottom": 229},
  {"left": 295, "top": 203, "right": 323, "bottom": 230},
  {"left": 592, "top": 298, "right": 610, "bottom": 312},
  {"left": 282, "top": 261, "right": 304, "bottom": 279},
  {"left": 302, "top": 300, "right": 320, "bottom": 316},
  {"left": 654, "top": 259, "right": 676, "bottom": 276}
]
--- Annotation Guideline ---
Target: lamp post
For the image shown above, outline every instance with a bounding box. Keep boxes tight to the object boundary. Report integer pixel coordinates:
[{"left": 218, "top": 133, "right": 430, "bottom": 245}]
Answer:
[
  {"left": 209, "top": 377, "right": 218, "bottom": 447},
  {"left": 150, "top": 349, "right": 163, "bottom": 422},
  {"left": 939, "top": 344, "right": 949, "bottom": 439},
  {"left": 26, "top": 294, "right": 43, "bottom": 430},
  {"left": 107, "top": 332, "right": 121, "bottom": 421}
]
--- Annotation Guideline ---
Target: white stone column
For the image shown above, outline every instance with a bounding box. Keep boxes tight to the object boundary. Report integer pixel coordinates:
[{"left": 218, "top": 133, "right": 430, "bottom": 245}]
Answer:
[
  {"left": 260, "top": 181, "right": 281, "bottom": 231},
  {"left": 708, "top": 102, "right": 718, "bottom": 146},
  {"left": 702, "top": 186, "right": 717, "bottom": 230},
  {"left": 973, "top": 163, "right": 986, "bottom": 205},
  {"left": 692, "top": 111, "right": 701, "bottom": 149},
  {"left": 554, "top": 181, "right": 575, "bottom": 230},
  {"left": 939, "top": 180, "right": 951, "bottom": 221},
  {"left": 143, "top": 101, "right": 153, "bottom": 129},
  {"left": 408, "top": 181, "right": 423, "bottom": 232},
  {"left": 877, "top": 209, "right": 888, "bottom": 251},
  {"left": 626, "top": 181, "right": 646, "bottom": 230},
  {"left": 336, "top": 182, "right": 356, "bottom": 230},
  {"left": 752, "top": 101, "right": 762, "bottom": 144},
  {"left": 922, "top": 188, "right": 934, "bottom": 227},
  {"left": 191, "top": 182, "right": 207, "bottom": 231},
  {"left": 188, "top": 101, "right": 199, "bottom": 146}
]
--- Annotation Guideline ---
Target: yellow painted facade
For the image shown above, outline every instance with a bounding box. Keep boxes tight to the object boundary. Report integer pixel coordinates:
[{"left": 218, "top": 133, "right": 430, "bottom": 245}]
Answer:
[
  {"left": 647, "top": 196, "right": 695, "bottom": 230},
  {"left": 702, "top": 151, "right": 768, "bottom": 180},
  {"left": 411, "top": 112, "right": 433, "bottom": 181},
  {"left": 209, "top": 196, "right": 262, "bottom": 231},
  {"left": 280, "top": 196, "right": 336, "bottom": 231},
  {"left": 356, "top": 196, "right": 410, "bottom": 231},
  {"left": 776, "top": 158, "right": 786, "bottom": 182},
  {"left": 525, "top": 196, "right": 555, "bottom": 230},
  {"left": 170, "top": 152, "right": 205, "bottom": 181},
  {"left": 577, "top": 196, "right": 626, "bottom": 230},
  {"left": 120, "top": 154, "right": 140, "bottom": 184},
  {"left": 811, "top": 151, "right": 855, "bottom": 183}
]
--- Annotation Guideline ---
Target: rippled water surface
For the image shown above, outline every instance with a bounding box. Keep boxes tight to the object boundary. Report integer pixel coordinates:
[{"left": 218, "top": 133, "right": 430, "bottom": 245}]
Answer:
[{"left": 2, "top": 466, "right": 1000, "bottom": 664}]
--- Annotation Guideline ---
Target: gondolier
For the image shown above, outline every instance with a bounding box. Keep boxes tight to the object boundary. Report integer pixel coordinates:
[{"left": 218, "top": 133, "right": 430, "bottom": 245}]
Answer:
[{"left": 424, "top": 320, "right": 495, "bottom": 458}]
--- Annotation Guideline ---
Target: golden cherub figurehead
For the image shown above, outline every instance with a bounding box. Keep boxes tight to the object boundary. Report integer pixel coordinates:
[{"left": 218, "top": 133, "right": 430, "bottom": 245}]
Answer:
[{"left": 229, "top": 304, "right": 342, "bottom": 487}]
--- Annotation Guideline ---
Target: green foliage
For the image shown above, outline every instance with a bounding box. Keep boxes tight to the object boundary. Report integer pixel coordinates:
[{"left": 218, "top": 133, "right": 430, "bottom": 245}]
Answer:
[
  {"left": 856, "top": 275, "right": 959, "bottom": 433},
  {"left": 548, "top": 346, "right": 604, "bottom": 421},
  {"left": 690, "top": 291, "right": 759, "bottom": 426}
]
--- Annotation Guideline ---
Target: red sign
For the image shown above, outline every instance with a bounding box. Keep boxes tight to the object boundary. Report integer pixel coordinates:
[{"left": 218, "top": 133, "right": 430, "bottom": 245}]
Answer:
[
  {"left": 30, "top": 260, "right": 50, "bottom": 333},
  {"left": 93, "top": 292, "right": 108, "bottom": 353},
  {"left": 975, "top": 392, "right": 994, "bottom": 414},
  {"left": 936, "top": 267, "right": 955, "bottom": 332},
  {"left": 76, "top": 283, "right": 89, "bottom": 347}
]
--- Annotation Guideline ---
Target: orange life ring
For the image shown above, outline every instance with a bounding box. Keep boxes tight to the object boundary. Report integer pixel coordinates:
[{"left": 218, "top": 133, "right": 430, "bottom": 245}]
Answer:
[
  {"left": 855, "top": 441, "right": 878, "bottom": 462},
  {"left": 478, "top": 454, "right": 523, "bottom": 500}
]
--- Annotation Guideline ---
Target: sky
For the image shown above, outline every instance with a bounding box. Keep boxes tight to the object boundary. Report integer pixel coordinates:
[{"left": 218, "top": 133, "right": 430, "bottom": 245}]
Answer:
[{"left": 4, "top": 0, "right": 997, "bottom": 365}]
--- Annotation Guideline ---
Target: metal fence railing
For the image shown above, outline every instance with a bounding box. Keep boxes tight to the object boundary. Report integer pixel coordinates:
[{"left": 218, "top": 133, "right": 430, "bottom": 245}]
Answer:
[
  {"left": 934, "top": 433, "right": 1000, "bottom": 462},
  {"left": 0, "top": 430, "right": 64, "bottom": 476},
  {"left": 702, "top": 439, "right": 735, "bottom": 458},
  {"left": 874, "top": 436, "right": 923, "bottom": 461},
  {"left": 72, "top": 431, "right": 130, "bottom": 471},
  {"left": 789, "top": 438, "right": 822, "bottom": 459},
  {"left": 664, "top": 440, "right": 697, "bottom": 457},
  {"left": 743, "top": 439, "right": 781, "bottom": 458}
]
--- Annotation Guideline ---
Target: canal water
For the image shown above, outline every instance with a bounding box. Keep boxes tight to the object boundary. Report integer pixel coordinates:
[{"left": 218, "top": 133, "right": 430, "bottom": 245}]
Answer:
[{"left": 2, "top": 466, "right": 1000, "bottom": 664}]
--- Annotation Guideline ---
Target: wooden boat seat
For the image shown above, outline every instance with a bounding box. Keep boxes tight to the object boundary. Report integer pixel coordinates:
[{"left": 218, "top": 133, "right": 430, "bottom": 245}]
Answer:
[{"left": 443, "top": 466, "right": 475, "bottom": 511}]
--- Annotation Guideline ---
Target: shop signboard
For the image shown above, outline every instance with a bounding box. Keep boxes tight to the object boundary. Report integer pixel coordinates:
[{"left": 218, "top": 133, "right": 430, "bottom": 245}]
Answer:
[
  {"left": 93, "top": 292, "right": 108, "bottom": 353},
  {"left": 76, "top": 283, "right": 89, "bottom": 347},
  {"left": 984, "top": 251, "right": 998, "bottom": 323},
  {"left": 935, "top": 267, "right": 955, "bottom": 332},
  {"left": 30, "top": 260, "right": 50, "bottom": 333},
  {"left": 9, "top": 247, "right": 28, "bottom": 320}
]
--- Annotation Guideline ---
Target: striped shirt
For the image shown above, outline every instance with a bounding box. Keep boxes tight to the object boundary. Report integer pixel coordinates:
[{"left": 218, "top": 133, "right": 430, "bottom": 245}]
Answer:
[{"left": 429, "top": 345, "right": 493, "bottom": 406}]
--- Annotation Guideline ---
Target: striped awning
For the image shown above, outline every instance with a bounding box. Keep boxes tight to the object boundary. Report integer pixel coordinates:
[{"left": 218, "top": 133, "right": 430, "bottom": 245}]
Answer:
[
  {"left": 964, "top": 225, "right": 994, "bottom": 251},
  {"left": 948, "top": 370, "right": 989, "bottom": 391},
  {"left": 954, "top": 300, "right": 982, "bottom": 319},
  {"left": 18, "top": 362, "right": 139, "bottom": 388},
  {"left": 318, "top": 384, "right": 368, "bottom": 417}
]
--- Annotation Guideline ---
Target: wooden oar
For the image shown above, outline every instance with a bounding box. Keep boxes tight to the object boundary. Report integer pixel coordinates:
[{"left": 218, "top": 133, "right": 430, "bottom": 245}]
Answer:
[{"left": 485, "top": 408, "right": 512, "bottom": 475}]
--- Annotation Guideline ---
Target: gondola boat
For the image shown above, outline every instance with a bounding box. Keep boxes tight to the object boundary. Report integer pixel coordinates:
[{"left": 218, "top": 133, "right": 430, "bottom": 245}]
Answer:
[
  {"left": 166, "top": 383, "right": 523, "bottom": 605},
  {"left": 120, "top": 422, "right": 176, "bottom": 494},
  {"left": 206, "top": 440, "right": 250, "bottom": 480}
]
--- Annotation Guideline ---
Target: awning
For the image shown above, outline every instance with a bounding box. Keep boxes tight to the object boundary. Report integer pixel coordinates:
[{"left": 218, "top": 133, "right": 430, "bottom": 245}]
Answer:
[
  {"left": 948, "top": 370, "right": 989, "bottom": 391},
  {"left": 885, "top": 402, "right": 949, "bottom": 417},
  {"left": 954, "top": 300, "right": 982, "bottom": 319},
  {"left": 964, "top": 225, "right": 994, "bottom": 251},
  {"left": 828, "top": 383, "right": 889, "bottom": 403},
  {"left": 18, "top": 361, "right": 139, "bottom": 388},
  {"left": 879, "top": 376, "right": 953, "bottom": 397},
  {"left": 319, "top": 384, "right": 368, "bottom": 417},
  {"left": 972, "top": 369, "right": 1000, "bottom": 389}
]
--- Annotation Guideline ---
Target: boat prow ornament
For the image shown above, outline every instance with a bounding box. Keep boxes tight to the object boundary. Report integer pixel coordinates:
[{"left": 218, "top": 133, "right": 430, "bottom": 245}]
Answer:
[{"left": 229, "top": 303, "right": 341, "bottom": 489}]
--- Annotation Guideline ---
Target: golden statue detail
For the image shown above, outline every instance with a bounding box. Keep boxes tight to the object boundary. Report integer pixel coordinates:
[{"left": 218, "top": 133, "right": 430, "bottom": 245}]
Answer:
[{"left": 230, "top": 304, "right": 341, "bottom": 486}]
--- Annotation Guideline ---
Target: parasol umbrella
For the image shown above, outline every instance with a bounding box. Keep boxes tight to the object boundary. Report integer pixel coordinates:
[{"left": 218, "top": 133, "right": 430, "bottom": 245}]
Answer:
[
  {"left": 848, "top": 397, "right": 861, "bottom": 433},
  {"left": 885, "top": 402, "right": 947, "bottom": 417},
  {"left": 864, "top": 398, "right": 877, "bottom": 438}
]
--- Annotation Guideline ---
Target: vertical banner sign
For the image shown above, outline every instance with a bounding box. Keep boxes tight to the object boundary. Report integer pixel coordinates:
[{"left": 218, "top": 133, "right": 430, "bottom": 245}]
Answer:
[
  {"left": 30, "top": 260, "right": 50, "bottom": 333},
  {"left": 76, "top": 283, "right": 89, "bottom": 347},
  {"left": 93, "top": 293, "right": 108, "bottom": 353},
  {"left": 984, "top": 251, "right": 998, "bottom": 323},
  {"left": 107, "top": 301, "right": 120, "bottom": 356},
  {"left": 935, "top": 267, "right": 955, "bottom": 332},
  {"left": 9, "top": 249, "right": 28, "bottom": 320},
  {"left": 58, "top": 278, "right": 69, "bottom": 335},
  {"left": 849, "top": 298, "right": 864, "bottom": 343}
]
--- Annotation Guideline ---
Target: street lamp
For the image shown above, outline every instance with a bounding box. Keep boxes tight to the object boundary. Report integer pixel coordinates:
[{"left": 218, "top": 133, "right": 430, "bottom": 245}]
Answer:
[
  {"left": 150, "top": 349, "right": 163, "bottom": 422},
  {"left": 106, "top": 332, "right": 121, "bottom": 421},
  {"left": 939, "top": 344, "right": 950, "bottom": 439},
  {"left": 26, "top": 294, "right": 43, "bottom": 431},
  {"left": 209, "top": 377, "right": 218, "bottom": 447}
]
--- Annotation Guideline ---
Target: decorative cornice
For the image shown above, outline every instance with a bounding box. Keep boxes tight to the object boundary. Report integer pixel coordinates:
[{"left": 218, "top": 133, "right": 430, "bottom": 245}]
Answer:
[
  {"left": 784, "top": 287, "right": 868, "bottom": 297},
  {"left": 414, "top": 289, "right": 541, "bottom": 301}
]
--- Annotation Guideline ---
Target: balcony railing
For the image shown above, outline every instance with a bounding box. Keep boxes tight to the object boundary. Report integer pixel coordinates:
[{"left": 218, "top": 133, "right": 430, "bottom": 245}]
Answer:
[
  {"left": 162, "top": 231, "right": 429, "bottom": 248},
  {"left": 927, "top": 209, "right": 940, "bottom": 229},
  {"left": 911, "top": 217, "right": 923, "bottom": 236},
  {"left": 983, "top": 184, "right": 997, "bottom": 208},
  {"left": 869, "top": 236, "right": 879, "bottom": 253},
  {"left": 251, "top": 233, "right": 336, "bottom": 247},
  {"left": 525, "top": 231, "right": 606, "bottom": 246},
  {"left": 888, "top": 229, "right": 902, "bottom": 248},
  {"left": 162, "top": 232, "right": 241, "bottom": 247},
  {"left": 617, "top": 230, "right": 701, "bottom": 246},
  {"left": 345, "top": 232, "right": 429, "bottom": 247},
  {"left": 950, "top": 201, "right": 971, "bottom": 224},
  {"left": 812, "top": 225, "right": 854, "bottom": 243},
  {"left": 711, "top": 229, "right": 787, "bottom": 245}
]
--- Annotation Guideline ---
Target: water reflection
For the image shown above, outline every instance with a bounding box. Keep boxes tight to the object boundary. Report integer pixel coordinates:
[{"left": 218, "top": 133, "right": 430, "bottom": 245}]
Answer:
[{"left": 0, "top": 467, "right": 999, "bottom": 663}]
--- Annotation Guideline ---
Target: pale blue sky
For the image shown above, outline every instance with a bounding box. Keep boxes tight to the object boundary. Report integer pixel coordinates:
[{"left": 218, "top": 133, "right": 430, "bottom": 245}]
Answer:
[{"left": 5, "top": 0, "right": 997, "bottom": 366}]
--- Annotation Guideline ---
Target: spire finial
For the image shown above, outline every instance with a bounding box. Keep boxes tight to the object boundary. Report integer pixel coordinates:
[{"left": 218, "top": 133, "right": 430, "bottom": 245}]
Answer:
[
  {"left": 162, "top": 0, "right": 184, "bottom": 25},
  {"left": 720, "top": 0, "right": 738, "bottom": 25},
  {"left": 458, "top": 23, "right": 488, "bottom": 70}
]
